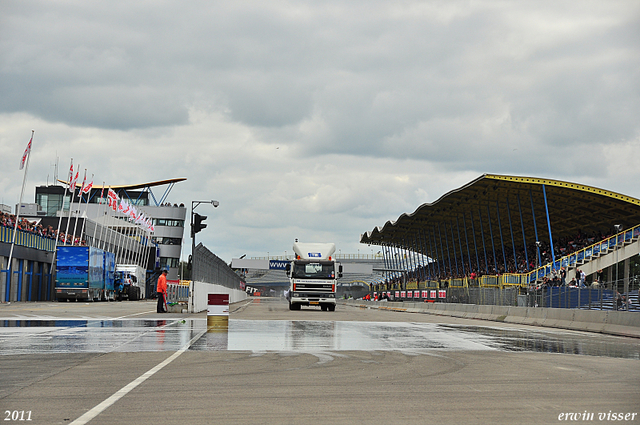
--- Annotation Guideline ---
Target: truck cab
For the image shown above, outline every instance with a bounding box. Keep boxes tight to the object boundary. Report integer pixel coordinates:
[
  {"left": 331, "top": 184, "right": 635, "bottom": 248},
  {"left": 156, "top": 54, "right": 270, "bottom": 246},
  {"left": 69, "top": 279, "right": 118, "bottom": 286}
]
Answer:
[
  {"left": 286, "top": 242, "right": 342, "bottom": 311},
  {"left": 115, "top": 264, "right": 145, "bottom": 301}
]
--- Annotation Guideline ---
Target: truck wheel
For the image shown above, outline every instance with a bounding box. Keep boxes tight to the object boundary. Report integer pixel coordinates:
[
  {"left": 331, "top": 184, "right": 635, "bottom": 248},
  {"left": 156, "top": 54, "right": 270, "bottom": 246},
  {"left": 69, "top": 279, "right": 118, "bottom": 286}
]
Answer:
[
  {"left": 328, "top": 304, "right": 336, "bottom": 312},
  {"left": 129, "top": 287, "right": 138, "bottom": 301},
  {"left": 321, "top": 305, "right": 327, "bottom": 311}
]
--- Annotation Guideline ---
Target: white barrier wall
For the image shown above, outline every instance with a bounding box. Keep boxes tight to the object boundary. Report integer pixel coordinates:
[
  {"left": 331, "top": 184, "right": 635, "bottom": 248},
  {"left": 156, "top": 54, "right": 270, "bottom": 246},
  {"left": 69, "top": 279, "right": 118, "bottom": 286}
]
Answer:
[{"left": 189, "top": 280, "right": 248, "bottom": 313}]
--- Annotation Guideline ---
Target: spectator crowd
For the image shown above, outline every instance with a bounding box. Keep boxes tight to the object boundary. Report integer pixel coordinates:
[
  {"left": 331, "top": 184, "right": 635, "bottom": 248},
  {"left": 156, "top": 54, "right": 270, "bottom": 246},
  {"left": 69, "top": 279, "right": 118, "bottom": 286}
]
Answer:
[
  {"left": 1, "top": 212, "right": 87, "bottom": 246},
  {"left": 380, "top": 229, "right": 619, "bottom": 289}
]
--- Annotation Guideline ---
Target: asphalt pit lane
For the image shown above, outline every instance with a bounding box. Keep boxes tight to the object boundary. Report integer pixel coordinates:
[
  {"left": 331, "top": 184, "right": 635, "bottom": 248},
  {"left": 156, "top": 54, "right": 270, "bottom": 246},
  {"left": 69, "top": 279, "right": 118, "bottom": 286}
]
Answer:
[
  {"left": 1, "top": 319, "right": 638, "bottom": 359},
  {"left": 437, "top": 325, "right": 640, "bottom": 360}
]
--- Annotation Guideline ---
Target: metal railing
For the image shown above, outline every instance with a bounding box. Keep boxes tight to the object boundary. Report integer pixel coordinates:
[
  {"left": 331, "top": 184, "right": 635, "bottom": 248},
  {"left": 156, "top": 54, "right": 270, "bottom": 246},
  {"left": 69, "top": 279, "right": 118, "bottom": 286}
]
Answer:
[
  {"left": 194, "top": 243, "right": 245, "bottom": 290},
  {"left": 166, "top": 281, "right": 190, "bottom": 303},
  {"left": 0, "top": 226, "right": 56, "bottom": 252}
]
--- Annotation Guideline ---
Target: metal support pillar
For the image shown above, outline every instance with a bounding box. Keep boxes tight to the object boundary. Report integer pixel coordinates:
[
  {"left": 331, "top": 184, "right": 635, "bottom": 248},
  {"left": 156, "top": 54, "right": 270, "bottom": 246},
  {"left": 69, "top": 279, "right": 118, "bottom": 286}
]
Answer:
[
  {"left": 486, "top": 205, "right": 498, "bottom": 274},
  {"left": 542, "top": 184, "right": 556, "bottom": 269},
  {"left": 517, "top": 193, "right": 530, "bottom": 271},
  {"left": 530, "top": 189, "right": 541, "bottom": 269},
  {"left": 478, "top": 208, "right": 489, "bottom": 275},
  {"left": 495, "top": 200, "right": 508, "bottom": 273}
]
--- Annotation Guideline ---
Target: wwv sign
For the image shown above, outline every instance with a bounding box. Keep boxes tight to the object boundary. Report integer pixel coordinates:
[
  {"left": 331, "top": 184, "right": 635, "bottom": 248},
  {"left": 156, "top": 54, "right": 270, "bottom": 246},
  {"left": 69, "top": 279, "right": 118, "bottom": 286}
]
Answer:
[{"left": 269, "top": 260, "right": 289, "bottom": 270}]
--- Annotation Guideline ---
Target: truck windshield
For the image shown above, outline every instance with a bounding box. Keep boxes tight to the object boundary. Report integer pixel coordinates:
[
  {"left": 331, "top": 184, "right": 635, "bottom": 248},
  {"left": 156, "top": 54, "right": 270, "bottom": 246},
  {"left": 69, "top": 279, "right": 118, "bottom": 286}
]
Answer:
[{"left": 292, "top": 261, "right": 335, "bottom": 279}]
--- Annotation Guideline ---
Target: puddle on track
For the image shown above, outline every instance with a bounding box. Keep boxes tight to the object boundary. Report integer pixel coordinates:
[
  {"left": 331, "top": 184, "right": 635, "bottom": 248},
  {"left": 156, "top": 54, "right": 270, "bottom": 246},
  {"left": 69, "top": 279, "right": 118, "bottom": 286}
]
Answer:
[{"left": 0, "top": 319, "right": 638, "bottom": 359}]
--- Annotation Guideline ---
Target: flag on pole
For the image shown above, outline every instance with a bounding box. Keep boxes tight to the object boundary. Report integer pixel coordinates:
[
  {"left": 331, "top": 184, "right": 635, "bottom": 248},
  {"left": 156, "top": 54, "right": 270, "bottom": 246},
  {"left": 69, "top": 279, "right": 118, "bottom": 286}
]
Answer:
[
  {"left": 70, "top": 170, "right": 79, "bottom": 191},
  {"left": 79, "top": 170, "right": 87, "bottom": 194},
  {"left": 82, "top": 175, "right": 94, "bottom": 194},
  {"left": 67, "top": 162, "right": 74, "bottom": 191},
  {"left": 107, "top": 188, "right": 118, "bottom": 211},
  {"left": 19, "top": 134, "right": 33, "bottom": 170}
]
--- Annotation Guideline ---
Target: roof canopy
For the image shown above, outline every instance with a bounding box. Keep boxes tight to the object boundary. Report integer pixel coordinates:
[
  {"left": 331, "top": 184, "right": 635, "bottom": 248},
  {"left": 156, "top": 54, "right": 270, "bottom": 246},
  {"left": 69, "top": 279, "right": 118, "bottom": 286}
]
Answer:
[{"left": 360, "top": 174, "right": 640, "bottom": 272}]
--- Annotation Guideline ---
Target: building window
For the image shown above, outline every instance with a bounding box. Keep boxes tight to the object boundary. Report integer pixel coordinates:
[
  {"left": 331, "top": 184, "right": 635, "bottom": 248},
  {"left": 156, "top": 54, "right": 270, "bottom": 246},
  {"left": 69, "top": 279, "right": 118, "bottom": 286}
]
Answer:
[
  {"left": 152, "top": 237, "right": 182, "bottom": 245},
  {"left": 153, "top": 219, "right": 184, "bottom": 227},
  {"left": 36, "top": 193, "right": 70, "bottom": 216},
  {"left": 160, "top": 257, "right": 180, "bottom": 268}
]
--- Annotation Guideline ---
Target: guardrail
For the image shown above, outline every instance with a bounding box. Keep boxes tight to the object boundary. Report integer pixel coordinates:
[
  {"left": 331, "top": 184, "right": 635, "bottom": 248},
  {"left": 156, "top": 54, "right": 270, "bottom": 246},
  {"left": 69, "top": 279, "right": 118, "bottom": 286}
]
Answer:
[
  {"left": 166, "top": 281, "right": 190, "bottom": 303},
  {"left": 523, "top": 224, "right": 640, "bottom": 284},
  {"left": 0, "top": 226, "right": 56, "bottom": 252}
]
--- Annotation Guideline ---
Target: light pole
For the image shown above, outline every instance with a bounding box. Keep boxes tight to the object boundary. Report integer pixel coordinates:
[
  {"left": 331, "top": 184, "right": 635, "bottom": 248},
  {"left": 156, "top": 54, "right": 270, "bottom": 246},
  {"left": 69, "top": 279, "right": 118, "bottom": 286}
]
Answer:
[
  {"left": 191, "top": 200, "right": 219, "bottom": 282},
  {"left": 614, "top": 224, "right": 622, "bottom": 310}
]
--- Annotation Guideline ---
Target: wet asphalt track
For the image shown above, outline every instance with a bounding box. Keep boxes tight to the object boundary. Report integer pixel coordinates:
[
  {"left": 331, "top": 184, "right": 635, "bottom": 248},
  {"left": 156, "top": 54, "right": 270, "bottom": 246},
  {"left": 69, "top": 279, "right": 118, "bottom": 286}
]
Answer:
[{"left": 0, "top": 298, "right": 638, "bottom": 424}]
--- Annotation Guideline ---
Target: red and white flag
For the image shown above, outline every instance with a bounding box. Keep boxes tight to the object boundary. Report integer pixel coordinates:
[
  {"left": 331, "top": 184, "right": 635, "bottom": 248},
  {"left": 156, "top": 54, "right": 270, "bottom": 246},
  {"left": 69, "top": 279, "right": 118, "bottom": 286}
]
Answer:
[
  {"left": 79, "top": 170, "right": 87, "bottom": 194},
  {"left": 19, "top": 133, "right": 33, "bottom": 170},
  {"left": 67, "top": 162, "right": 74, "bottom": 190},
  {"left": 107, "top": 188, "right": 118, "bottom": 211},
  {"left": 70, "top": 170, "right": 79, "bottom": 191},
  {"left": 82, "top": 176, "right": 94, "bottom": 194}
]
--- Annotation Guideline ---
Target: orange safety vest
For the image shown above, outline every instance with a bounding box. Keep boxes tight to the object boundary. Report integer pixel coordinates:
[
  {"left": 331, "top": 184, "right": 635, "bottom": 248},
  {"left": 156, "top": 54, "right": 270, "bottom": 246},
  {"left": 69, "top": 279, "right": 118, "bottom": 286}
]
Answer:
[{"left": 157, "top": 274, "right": 167, "bottom": 294}]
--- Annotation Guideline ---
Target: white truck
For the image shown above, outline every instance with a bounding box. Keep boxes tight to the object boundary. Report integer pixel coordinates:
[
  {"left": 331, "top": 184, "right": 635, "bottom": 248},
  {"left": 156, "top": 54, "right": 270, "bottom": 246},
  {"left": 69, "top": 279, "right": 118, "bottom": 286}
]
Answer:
[
  {"left": 115, "top": 264, "right": 146, "bottom": 301},
  {"left": 286, "top": 242, "right": 342, "bottom": 311}
]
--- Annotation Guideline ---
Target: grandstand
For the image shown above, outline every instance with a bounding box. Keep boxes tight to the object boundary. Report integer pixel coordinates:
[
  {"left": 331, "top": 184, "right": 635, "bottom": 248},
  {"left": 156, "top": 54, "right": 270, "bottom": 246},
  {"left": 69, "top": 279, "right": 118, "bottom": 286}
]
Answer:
[{"left": 360, "top": 174, "right": 640, "bottom": 310}]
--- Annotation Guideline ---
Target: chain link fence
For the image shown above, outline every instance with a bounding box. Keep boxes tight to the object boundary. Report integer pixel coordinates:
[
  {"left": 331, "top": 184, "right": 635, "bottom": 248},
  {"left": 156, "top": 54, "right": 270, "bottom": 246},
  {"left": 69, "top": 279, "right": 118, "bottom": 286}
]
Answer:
[
  {"left": 193, "top": 243, "right": 245, "bottom": 290},
  {"left": 445, "top": 280, "right": 639, "bottom": 311}
]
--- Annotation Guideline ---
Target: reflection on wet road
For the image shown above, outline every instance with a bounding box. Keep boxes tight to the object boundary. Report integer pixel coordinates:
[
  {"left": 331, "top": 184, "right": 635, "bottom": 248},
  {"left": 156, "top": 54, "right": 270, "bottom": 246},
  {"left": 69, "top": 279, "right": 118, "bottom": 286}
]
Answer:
[{"left": 0, "top": 319, "right": 638, "bottom": 359}]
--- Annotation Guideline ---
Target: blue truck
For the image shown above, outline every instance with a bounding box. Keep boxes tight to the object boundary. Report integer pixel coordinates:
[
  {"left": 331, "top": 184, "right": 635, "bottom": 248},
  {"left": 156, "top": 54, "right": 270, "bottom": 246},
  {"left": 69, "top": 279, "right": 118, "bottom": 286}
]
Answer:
[{"left": 55, "top": 246, "right": 116, "bottom": 301}]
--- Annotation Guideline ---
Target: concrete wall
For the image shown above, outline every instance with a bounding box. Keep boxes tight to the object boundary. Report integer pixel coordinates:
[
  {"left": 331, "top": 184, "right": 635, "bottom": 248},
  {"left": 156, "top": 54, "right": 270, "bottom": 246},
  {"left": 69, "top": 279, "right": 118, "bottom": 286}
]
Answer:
[
  {"left": 342, "top": 300, "right": 640, "bottom": 338},
  {"left": 189, "top": 280, "right": 248, "bottom": 313}
]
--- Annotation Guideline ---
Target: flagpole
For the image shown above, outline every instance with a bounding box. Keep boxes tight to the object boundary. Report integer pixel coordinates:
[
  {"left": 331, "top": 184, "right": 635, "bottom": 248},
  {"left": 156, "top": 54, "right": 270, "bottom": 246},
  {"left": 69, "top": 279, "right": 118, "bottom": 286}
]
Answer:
[
  {"left": 50, "top": 158, "right": 72, "bottom": 272},
  {"left": 63, "top": 164, "right": 78, "bottom": 246},
  {"left": 71, "top": 169, "right": 86, "bottom": 246},
  {"left": 104, "top": 187, "right": 116, "bottom": 253},
  {"left": 6, "top": 130, "right": 34, "bottom": 288},
  {"left": 78, "top": 173, "right": 93, "bottom": 246},
  {"left": 94, "top": 182, "right": 106, "bottom": 248}
]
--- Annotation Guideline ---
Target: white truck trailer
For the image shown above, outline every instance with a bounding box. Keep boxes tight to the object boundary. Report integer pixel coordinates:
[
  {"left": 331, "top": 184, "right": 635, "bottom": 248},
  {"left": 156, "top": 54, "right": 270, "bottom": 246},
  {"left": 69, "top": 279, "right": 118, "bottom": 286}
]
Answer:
[
  {"left": 115, "top": 264, "right": 146, "bottom": 300},
  {"left": 286, "top": 242, "right": 342, "bottom": 311}
]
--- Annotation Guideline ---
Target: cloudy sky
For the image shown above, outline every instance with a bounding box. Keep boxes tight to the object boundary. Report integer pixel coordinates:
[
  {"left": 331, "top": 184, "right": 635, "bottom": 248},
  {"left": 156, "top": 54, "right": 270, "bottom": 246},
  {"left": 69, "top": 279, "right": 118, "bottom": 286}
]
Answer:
[{"left": 1, "top": 1, "right": 639, "bottom": 262}]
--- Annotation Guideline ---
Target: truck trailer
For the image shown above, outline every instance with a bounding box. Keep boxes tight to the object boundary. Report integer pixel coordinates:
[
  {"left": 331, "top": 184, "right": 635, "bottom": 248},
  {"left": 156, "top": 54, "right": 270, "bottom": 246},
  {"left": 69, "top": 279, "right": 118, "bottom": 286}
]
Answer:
[
  {"left": 55, "top": 246, "right": 116, "bottom": 301},
  {"left": 286, "top": 242, "right": 342, "bottom": 311},
  {"left": 115, "top": 264, "right": 146, "bottom": 301}
]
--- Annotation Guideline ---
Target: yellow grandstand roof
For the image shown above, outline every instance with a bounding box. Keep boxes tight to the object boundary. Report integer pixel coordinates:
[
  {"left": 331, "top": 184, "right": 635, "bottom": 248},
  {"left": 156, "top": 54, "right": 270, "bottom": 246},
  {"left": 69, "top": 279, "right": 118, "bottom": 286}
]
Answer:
[{"left": 360, "top": 174, "right": 640, "bottom": 259}]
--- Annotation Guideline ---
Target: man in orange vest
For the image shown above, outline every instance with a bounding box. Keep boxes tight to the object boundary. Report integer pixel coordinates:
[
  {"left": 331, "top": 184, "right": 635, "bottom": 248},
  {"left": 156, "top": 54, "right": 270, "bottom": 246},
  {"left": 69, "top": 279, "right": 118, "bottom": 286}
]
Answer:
[{"left": 157, "top": 269, "right": 168, "bottom": 313}]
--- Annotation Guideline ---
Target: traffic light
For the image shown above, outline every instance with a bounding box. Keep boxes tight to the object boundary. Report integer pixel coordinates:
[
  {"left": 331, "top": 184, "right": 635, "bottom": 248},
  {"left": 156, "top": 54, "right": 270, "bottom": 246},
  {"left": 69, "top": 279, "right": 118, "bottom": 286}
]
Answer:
[{"left": 191, "top": 213, "right": 207, "bottom": 237}]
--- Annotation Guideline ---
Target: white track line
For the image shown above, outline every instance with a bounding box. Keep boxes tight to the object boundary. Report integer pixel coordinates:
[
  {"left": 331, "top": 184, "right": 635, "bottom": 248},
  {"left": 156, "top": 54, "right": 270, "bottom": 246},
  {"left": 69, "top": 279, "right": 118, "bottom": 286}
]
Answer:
[{"left": 69, "top": 328, "right": 207, "bottom": 425}]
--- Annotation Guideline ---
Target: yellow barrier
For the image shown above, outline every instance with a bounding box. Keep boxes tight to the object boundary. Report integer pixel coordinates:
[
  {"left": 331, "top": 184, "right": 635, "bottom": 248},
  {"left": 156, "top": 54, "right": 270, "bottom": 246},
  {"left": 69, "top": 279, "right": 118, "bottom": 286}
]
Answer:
[
  {"left": 479, "top": 275, "right": 499, "bottom": 287},
  {"left": 501, "top": 274, "right": 524, "bottom": 287},
  {"left": 449, "top": 278, "right": 467, "bottom": 288}
]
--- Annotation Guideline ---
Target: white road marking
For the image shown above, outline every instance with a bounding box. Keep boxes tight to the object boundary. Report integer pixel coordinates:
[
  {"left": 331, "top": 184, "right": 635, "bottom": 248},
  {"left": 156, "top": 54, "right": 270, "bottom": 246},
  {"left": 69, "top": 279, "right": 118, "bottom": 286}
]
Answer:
[
  {"left": 69, "top": 328, "right": 207, "bottom": 425},
  {"left": 112, "top": 309, "right": 156, "bottom": 320}
]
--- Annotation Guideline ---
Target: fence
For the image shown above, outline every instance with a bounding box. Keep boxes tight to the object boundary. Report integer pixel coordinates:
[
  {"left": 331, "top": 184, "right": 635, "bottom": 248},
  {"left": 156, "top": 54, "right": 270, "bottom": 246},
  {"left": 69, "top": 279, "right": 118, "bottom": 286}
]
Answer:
[
  {"left": 374, "top": 280, "right": 639, "bottom": 311},
  {"left": 193, "top": 243, "right": 245, "bottom": 290},
  {"left": 0, "top": 226, "right": 56, "bottom": 252},
  {"left": 166, "top": 281, "right": 190, "bottom": 303}
]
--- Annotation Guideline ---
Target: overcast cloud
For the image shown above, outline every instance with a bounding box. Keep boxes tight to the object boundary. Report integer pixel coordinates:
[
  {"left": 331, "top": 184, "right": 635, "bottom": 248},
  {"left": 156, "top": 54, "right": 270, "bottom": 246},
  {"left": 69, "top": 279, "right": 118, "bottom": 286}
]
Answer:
[{"left": 1, "top": 0, "right": 639, "bottom": 261}]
